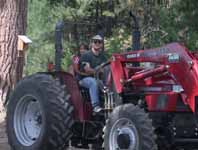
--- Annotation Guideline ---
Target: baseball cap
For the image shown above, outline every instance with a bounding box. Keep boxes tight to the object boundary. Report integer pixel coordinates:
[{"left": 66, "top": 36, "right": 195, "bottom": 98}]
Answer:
[{"left": 92, "top": 35, "right": 103, "bottom": 41}]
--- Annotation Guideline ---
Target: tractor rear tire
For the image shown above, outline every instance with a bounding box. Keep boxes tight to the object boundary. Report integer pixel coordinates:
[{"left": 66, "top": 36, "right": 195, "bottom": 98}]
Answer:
[
  {"left": 104, "top": 104, "right": 157, "bottom": 150},
  {"left": 6, "top": 74, "right": 74, "bottom": 150}
]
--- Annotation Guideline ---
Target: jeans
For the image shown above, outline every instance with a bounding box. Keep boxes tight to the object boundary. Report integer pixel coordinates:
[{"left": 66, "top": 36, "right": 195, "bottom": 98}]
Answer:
[{"left": 79, "top": 77, "right": 99, "bottom": 107}]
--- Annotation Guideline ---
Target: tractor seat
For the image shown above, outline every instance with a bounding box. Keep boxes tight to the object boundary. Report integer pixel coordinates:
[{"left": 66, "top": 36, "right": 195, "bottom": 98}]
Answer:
[{"left": 78, "top": 81, "right": 90, "bottom": 101}]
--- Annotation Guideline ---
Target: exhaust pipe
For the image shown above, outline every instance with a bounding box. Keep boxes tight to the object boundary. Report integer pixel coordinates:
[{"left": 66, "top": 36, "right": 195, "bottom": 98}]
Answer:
[
  {"left": 129, "top": 11, "right": 141, "bottom": 67},
  {"left": 130, "top": 11, "right": 141, "bottom": 51},
  {"left": 55, "top": 21, "right": 64, "bottom": 72}
]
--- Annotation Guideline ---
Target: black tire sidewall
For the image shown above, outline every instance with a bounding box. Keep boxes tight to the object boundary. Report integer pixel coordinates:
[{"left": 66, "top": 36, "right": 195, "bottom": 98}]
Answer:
[
  {"left": 104, "top": 104, "right": 156, "bottom": 150},
  {"left": 7, "top": 79, "right": 49, "bottom": 150}
]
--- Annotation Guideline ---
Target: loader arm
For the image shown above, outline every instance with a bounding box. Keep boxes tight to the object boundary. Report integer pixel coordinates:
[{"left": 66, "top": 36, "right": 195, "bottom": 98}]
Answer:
[{"left": 111, "top": 43, "right": 198, "bottom": 112}]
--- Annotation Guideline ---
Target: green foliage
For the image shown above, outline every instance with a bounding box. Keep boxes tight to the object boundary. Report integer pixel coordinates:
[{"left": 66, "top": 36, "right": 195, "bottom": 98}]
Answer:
[
  {"left": 178, "top": 0, "right": 198, "bottom": 30},
  {"left": 25, "top": 0, "right": 55, "bottom": 75},
  {"left": 105, "top": 28, "right": 131, "bottom": 55},
  {"left": 144, "top": 6, "right": 179, "bottom": 48},
  {"left": 51, "top": 0, "right": 95, "bottom": 20},
  {"left": 26, "top": 0, "right": 198, "bottom": 75},
  {"left": 25, "top": 0, "right": 74, "bottom": 75},
  {"left": 145, "top": 0, "right": 198, "bottom": 50},
  {"left": 176, "top": 0, "right": 198, "bottom": 50}
]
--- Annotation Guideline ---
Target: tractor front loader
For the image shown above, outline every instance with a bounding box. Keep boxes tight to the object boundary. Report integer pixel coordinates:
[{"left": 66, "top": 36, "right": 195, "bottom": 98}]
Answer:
[{"left": 106, "top": 42, "right": 198, "bottom": 150}]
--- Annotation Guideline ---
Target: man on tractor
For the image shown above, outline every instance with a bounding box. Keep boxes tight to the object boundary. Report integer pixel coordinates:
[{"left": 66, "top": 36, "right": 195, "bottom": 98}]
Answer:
[{"left": 79, "top": 34, "right": 107, "bottom": 113}]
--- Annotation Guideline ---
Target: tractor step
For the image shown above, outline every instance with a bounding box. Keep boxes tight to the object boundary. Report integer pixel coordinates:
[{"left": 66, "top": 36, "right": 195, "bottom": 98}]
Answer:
[
  {"left": 175, "top": 138, "right": 198, "bottom": 143},
  {"left": 175, "top": 138, "right": 198, "bottom": 149}
]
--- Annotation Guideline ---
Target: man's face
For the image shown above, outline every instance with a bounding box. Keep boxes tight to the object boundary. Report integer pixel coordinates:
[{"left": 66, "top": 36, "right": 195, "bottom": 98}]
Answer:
[{"left": 92, "top": 39, "right": 103, "bottom": 51}]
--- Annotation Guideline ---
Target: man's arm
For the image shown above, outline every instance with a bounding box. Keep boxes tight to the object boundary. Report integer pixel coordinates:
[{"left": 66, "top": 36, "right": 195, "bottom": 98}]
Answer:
[{"left": 80, "top": 53, "right": 95, "bottom": 75}]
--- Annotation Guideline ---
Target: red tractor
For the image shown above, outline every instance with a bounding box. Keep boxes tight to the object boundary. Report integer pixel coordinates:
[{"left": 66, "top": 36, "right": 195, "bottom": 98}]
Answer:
[{"left": 6, "top": 20, "right": 198, "bottom": 150}]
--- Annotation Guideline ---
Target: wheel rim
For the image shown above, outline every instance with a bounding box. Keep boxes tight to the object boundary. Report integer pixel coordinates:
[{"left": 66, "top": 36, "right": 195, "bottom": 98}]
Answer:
[
  {"left": 109, "top": 118, "right": 139, "bottom": 150},
  {"left": 14, "top": 95, "right": 43, "bottom": 146}
]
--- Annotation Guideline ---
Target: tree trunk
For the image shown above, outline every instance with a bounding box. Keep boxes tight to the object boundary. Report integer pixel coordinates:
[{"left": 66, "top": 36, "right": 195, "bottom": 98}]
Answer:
[{"left": 0, "top": 0, "right": 27, "bottom": 115}]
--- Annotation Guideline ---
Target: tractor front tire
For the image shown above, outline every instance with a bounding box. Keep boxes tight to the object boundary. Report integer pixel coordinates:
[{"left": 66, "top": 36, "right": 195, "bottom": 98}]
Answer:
[
  {"left": 6, "top": 74, "right": 74, "bottom": 150},
  {"left": 104, "top": 104, "right": 157, "bottom": 150}
]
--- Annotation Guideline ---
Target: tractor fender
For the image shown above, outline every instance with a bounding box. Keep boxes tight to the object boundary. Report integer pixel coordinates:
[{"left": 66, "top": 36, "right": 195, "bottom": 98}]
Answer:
[{"left": 40, "top": 71, "right": 91, "bottom": 121}]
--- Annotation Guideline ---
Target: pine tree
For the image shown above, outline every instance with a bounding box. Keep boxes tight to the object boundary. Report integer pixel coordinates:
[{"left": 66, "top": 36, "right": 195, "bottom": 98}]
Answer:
[{"left": 0, "top": 0, "right": 28, "bottom": 117}]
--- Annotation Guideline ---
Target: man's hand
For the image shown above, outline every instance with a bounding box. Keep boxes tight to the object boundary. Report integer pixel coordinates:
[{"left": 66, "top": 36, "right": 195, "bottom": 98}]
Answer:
[
  {"left": 84, "top": 62, "right": 95, "bottom": 75},
  {"left": 84, "top": 63, "right": 90, "bottom": 70}
]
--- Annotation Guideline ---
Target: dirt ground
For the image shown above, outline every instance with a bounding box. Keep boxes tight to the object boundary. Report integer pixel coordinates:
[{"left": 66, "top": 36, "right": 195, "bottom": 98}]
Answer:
[
  {"left": 0, "top": 115, "right": 10, "bottom": 150},
  {"left": 0, "top": 115, "right": 86, "bottom": 150},
  {"left": 0, "top": 117, "right": 187, "bottom": 150}
]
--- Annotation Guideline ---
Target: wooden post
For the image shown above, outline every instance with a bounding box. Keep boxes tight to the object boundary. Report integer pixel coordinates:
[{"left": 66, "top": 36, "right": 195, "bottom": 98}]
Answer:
[{"left": 17, "top": 35, "right": 32, "bottom": 81}]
